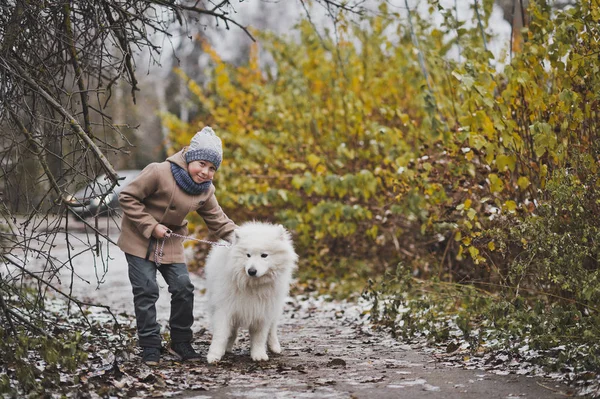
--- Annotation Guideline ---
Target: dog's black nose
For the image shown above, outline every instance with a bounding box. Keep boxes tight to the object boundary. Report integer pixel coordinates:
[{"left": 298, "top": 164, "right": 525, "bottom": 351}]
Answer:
[{"left": 247, "top": 267, "right": 257, "bottom": 276}]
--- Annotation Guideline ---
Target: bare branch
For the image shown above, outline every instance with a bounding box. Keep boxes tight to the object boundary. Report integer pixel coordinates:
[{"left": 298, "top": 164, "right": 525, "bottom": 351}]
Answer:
[
  {"left": 9, "top": 109, "right": 67, "bottom": 203},
  {"left": 4, "top": 58, "right": 119, "bottom": 184},
  {"left": 0, "top": 278, "right": 17, "bottom": 337},
  {"left": 172, "top": 2, "right": 256, "bottom": 41},
  {"left": 64, "top": 2, "right": 93, "bottom": 136}
]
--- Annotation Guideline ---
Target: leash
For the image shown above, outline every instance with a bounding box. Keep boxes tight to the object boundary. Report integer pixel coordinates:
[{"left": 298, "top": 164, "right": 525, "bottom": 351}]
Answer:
[{"left": 154, "top": 232, "right": 231, "bottom": 266}]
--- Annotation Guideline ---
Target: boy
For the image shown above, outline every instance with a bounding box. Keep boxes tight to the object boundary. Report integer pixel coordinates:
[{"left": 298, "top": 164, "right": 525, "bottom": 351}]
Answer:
[{"left": 117, "top": 127, "right": 236, "bottom": 365}]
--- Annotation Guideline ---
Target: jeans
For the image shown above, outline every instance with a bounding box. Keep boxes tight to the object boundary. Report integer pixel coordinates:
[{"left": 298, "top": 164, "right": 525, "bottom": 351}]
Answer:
[{"left": 125, "top": 254, "right": 195, "bottom": 348}]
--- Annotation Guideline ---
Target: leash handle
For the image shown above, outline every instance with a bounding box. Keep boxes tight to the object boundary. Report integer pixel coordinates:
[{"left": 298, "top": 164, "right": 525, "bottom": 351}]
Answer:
[{"left": 154, "top": 232, "right": 231, "bottom": 266}]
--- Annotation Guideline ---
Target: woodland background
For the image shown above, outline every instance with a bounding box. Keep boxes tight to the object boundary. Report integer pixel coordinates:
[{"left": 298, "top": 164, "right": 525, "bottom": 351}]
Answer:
[{"left": 1, "top": 0, "right": 600, "bottom": 396}]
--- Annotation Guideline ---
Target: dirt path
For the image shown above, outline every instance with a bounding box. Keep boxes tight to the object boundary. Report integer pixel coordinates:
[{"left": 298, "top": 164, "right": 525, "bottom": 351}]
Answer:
[
  {"left": 175, "top": 296, "right": 572, "bottom": 399},
  {"left": 34, "top": 223, "right": 573, "bottom": 399}
]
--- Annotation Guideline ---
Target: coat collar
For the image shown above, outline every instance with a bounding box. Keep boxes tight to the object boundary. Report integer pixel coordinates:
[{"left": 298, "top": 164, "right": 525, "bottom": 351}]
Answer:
[{"left": 166, "top": 148, "right": 189, "bottom": 169}]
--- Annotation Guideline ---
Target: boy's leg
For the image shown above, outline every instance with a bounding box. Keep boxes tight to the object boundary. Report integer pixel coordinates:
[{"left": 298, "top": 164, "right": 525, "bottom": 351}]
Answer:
[
  {"left": 126, "top": 254, "right": 162, "bottom": 348},
  {"left": 159, "top": 263, "right": 200, "bottom": 361},
  {"left": 158, "top": 262, "right": 194, "bottom": 344}
]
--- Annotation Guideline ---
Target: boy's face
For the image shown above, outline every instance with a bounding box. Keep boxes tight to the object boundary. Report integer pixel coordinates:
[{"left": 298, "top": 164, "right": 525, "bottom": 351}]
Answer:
[{"left": 187, "top": 160, "right": 216, "bottom": 183}]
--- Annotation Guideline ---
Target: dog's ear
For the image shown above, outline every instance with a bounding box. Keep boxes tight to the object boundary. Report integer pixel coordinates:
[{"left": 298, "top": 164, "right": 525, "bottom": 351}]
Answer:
[
  {"left": 230, "top": 230, "right": 240, "bottom": 245},
  {"left": 278, "top": 224, "right": 289, "bottom": 240}
]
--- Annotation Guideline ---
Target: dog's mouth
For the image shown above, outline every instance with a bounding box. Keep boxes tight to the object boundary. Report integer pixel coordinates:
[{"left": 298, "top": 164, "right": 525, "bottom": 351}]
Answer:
[
  {"left": 244, "top": 267, "right": 276, "bottom": 283},
  {"left": 236, "top": 267, "right": 276, "bottom": 291}
]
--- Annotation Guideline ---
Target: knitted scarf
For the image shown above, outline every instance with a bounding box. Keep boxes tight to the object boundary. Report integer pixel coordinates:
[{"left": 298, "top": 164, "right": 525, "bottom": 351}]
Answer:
[{"left": 170, "top": 163, "right": 212, "bottom": 195}]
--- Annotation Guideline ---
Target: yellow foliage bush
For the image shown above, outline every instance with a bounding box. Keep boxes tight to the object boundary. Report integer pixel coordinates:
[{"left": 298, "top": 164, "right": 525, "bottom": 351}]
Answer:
[{"left": 162, "top": 1, "right": 600, "bottom": 287}]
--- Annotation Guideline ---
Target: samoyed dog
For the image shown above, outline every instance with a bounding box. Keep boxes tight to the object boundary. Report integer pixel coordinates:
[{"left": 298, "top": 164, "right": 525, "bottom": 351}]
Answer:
[{"left": 204, "top": 221, "right": 298, "bottom": 363}]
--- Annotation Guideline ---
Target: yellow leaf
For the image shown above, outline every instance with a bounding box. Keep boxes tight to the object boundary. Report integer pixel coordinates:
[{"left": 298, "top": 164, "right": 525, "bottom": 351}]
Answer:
[
  {"left": 467, "top": 208, "right": 477, "bottom": 220},
  {"left": 540, "top": 164, "right": 548, "bottom": 189},
  {"left": 489, "top": 174, "right": 504, "bottom": 193},
  {"left": 475, "top": 111, "right": 495, "bottom": 138},
  {"left": 504, "top": 200, "right": 517, "bottom": 213},
  {"left": 517, "top": 176, "right": 530, "bottom": 190},
  {"left": 464, "top": 199, "right": 472, "bottom": 210},
  {"left": 397, "top": 112, "right": 410, "bottom": 125},
  {"left": 457, "top": 245, "right": 464, "bottom": 261},
  {"left": 469, "top": 134, "right": 487, "bottom": 151},
  {"left": 468, "top": 246, "right": 479, "bottom": 259},
  {"left": 496, "top": 154, "right": 516, "bottom": 172},
  {"left": 307, "top": 154, "right": 321, "bottom": 168},
  {"left": 367, "top": 225, "right": 379, "bottom": 240},
  {"left": 454, "top": 231, "right": 462, "bottom": 241},
  {"left": 488, "top": 241, "right": 496, "bottom": 251}
]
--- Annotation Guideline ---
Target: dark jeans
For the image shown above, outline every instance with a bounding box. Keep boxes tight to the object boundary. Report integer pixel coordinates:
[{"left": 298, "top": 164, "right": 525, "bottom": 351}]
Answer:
[{"left": 125, "top": 254, "right": 195, "bottom": 348}]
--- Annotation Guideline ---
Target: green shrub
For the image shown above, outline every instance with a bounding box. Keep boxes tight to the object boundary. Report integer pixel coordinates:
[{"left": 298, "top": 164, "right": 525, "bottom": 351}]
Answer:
[{"left": 488, "top": 168, "right": 600, "bottom": 309}]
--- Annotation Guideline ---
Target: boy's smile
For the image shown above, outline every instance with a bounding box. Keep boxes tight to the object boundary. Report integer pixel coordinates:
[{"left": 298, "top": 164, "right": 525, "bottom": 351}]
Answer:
[{"left": 188, "top": 160, "right": 216, "bottom": 183}]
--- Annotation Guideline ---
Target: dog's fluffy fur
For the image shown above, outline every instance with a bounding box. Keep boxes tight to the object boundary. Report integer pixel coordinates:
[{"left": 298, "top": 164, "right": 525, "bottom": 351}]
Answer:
[{"left": 204, "top": 221, "right": 298, "bottom": 363}]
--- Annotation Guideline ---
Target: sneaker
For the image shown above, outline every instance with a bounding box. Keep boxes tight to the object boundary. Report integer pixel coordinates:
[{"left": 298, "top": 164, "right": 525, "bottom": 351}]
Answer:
[
  {"left": 169, "top": 342, "right": 202, "bottom": 361},
  {"left": 142, "top": 347, "right": 161, "bottom": 366}
]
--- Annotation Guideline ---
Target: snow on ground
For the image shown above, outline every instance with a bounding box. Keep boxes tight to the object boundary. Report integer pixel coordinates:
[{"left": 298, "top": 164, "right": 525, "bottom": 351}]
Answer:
[{"left": 0, "top": 216, "right": 205, "bottom": 335}]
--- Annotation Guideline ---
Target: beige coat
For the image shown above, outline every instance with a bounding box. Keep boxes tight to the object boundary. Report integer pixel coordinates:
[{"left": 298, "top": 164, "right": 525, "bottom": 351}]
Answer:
[{"left": 117, "top": 148, "right": 236, "bottom": 264}]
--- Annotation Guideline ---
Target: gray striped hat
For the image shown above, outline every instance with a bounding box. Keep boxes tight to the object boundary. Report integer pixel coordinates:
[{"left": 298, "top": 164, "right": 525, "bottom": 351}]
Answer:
[{"left": 185, "top": 126, "right": 223, "bottom": 169}]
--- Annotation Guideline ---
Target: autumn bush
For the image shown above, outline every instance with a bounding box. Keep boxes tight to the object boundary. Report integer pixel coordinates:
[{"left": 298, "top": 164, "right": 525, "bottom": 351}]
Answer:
[
  {"left": 164, "top": 0, "right": 599, "bottom": 332},
  {"left": 164, "top": 4, "right": 458, "bottom": 282}
]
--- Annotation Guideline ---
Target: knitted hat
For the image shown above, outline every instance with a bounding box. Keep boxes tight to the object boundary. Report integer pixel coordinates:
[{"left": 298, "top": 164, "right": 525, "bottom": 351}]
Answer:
[{"left": 185, "top": 127, "right": 223, "bottom": 169}]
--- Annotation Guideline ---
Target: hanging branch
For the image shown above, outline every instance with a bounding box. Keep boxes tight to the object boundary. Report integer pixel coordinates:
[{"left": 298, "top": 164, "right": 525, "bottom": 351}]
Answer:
[
  {"left": 5, "top": 58, "right": 119, "bottom": 185},
  {"left": 9, "top": 109, "right": 68, "bottom": 203},
  {"left": 174, "top": 2, "right": 256, "bottom": 41},
  {"left": 299, "top": 0, "right": 331, "bottom": 51},
  {"left": 102, "top": 2, "right": 140, "bottom": 103},
  {"left": 318, "top": 0, "right": 365, "bottom": 13},
  {"left": 63, "top": 2, "right": 93, "bottom": 137}
]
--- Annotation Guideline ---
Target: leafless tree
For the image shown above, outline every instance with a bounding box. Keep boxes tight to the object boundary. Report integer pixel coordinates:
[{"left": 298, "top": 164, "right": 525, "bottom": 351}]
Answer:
[
  {"left": 0, "top": 0, "right": 362, "bottom": 354},
  {"left": 0, "top": 0, "right": 276, "bottom": 347}
]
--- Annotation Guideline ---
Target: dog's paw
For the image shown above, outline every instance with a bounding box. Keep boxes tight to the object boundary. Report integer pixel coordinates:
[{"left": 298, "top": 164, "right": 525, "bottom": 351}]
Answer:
[
  {"left": 268, "top": 342, "right": 282, "bottom": 354},
  {"left": 206, "top": 353, "right": 222, "bottom": 364},
  {"left": 251, "top": 350, "right": 269, "bottom": 362}
]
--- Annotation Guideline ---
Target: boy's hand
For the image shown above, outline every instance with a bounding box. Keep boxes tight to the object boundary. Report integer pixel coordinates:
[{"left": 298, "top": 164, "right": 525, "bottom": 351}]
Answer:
[{"left": 152, "top": 224, "right": 171, "bottom": 239}]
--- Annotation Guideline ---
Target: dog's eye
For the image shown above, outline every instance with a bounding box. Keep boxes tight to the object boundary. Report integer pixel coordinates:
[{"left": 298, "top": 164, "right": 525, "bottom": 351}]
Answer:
[
  {"left": 261, "top": 253, "right": 268, "bottom": 258},
  {"left": 246, "top": 254, "right": 251, "bottom": 258}
]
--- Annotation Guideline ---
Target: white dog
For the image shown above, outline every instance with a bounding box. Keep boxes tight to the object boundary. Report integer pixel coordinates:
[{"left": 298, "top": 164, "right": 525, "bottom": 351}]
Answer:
[{"left": 204, "top": 221, "right": 298, "bottom": 363}]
